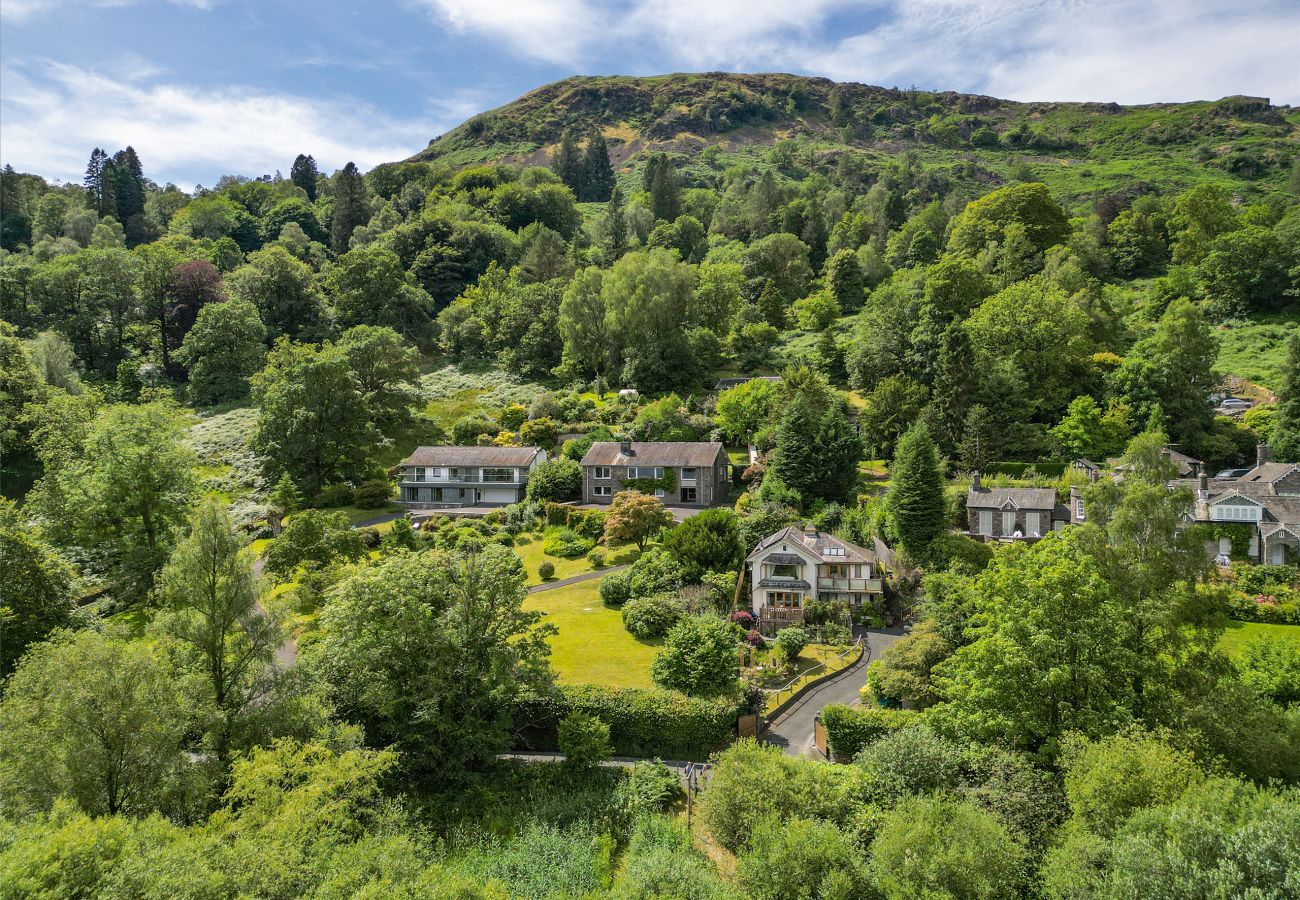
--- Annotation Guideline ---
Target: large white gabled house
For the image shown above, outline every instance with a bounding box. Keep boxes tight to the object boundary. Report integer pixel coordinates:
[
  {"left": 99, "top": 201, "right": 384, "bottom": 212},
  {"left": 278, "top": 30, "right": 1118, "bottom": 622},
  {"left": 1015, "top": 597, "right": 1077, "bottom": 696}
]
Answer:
[
  {"left": 397, "top": 445, "right": 547, "bottom": 507},
  {"left": 745, "top": 525, "right": 883, "bottom": 634}
]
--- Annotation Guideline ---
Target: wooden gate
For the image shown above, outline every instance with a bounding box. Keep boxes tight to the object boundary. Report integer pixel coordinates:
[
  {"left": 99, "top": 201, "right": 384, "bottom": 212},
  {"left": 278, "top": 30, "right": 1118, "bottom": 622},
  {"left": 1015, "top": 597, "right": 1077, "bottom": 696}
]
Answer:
[
  {"left": 814, "top": 716, "right": 828, "bottom": 758},
  {"left": 737, "top": 713, "right": 760, "bottom": 739}
]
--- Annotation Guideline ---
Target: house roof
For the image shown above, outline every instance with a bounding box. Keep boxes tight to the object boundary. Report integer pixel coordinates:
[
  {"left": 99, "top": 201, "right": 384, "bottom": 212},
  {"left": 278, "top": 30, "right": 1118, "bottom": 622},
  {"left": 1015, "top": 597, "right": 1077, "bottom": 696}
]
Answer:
[
  {"left": 1239, "top": 462, "right": 1299, "bottom": 484},
  {"left": 581, "top": 442, "right": 726, "bottom": 468},
  {"left": 966, "top": 487, "right": 1058, "bottom": 511},
  {"left": 401, "top": 446, "right": 543, "bottom": 468},
  {"left": 746, "top": 526, "right": 878, "bottom": 565}
]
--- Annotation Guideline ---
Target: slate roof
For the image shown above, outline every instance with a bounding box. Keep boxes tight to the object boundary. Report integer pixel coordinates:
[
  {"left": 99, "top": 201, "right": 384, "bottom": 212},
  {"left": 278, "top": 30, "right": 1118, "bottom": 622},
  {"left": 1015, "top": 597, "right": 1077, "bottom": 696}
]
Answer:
[
  {"left": 965, "top": 487, "right": 1059, "bottom": 511},
  {"left": 746, "top": 526, "right": 878, "bottom": 565},
  {"left": 401, "top": 446, "right": 544, "bottom": 468},
  {"left": 1239, "top": 462, "right": 1300, "bottom": 484},
  {"left": 581, "top": 442, "right": 726, "bottom": 468}
]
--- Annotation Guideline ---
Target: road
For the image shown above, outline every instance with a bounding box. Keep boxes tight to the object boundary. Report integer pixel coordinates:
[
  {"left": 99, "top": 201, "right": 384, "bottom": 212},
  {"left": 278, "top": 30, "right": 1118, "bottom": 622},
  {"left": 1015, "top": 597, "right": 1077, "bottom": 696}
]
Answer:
[
  {"left": 527, "top": 564, "right": 628, "bottom": 594},
  {"left": 762, "top": 627, "right": 906, "bottom": 758}
]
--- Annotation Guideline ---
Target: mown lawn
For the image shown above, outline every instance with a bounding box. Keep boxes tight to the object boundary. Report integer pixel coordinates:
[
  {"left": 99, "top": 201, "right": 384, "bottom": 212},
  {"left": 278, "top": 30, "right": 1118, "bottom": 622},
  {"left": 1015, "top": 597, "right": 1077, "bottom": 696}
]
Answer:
[
  {"left": 1218, "top": 620, "right": 1300, "bottom": 656},
  {"left": 522, "top": 579, "right": 660, "bottom": 689},
  {"left": 514, "top": 532, "right": 640, "bottom": 586}
]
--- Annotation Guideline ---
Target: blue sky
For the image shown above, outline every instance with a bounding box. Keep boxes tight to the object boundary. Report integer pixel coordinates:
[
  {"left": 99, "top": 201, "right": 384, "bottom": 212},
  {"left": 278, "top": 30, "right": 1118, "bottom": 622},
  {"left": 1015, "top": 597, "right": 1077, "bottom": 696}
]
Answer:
[{"left": 2, "top": 0, "right": 1297, "bottom": 188}]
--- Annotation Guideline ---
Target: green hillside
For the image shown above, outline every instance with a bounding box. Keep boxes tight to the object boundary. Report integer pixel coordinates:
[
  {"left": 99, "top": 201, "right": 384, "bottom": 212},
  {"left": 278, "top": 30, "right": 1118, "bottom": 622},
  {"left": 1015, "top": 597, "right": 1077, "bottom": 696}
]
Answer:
[{"left": 408, "top": 72, "right": 1299, "bottom": 201}]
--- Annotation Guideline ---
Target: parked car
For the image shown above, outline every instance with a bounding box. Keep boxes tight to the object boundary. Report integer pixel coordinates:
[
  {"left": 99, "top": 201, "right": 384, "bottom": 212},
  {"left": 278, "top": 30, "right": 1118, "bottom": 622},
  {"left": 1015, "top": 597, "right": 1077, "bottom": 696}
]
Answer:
[
  {"left": 1215, "top": 467, "right": 1252, "bottom": 479},
  {"left": 1219, "top": 397, "right": 1253, "bottom": 409}
]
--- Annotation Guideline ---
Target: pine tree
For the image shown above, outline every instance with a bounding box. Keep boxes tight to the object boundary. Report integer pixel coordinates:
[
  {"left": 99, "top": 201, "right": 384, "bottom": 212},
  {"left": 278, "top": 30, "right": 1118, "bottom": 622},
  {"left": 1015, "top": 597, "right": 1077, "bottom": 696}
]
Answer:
[
  {"left": 605, "top": 185, "right": 627, "bottom": 258},
  {"left": 330, "top": 162, "right": 369, "bottom": 253},
  {"left": 826, "top": 249, "right": 864, "bottom": 312},
  {"left": 649, "top": 157, "right": 681, "bottom": 222},
  {"left": 771, "top": 393, "right": 820, "bottom": 504},
  {"left": 816, "top": 402, "right": 863, "bottom": 503},
  {"left": 581, "top": 131, "right": 615, "bottom": 202},
  {"left": 813, "top": 329, "right": 846, "bottom": 383},
  {"left": 642, "top": 154, "right": 665, "bottom": 193},
  {"left": 801, "top": 195, "right": 828, "bottom": 271},
  {"left": 959, "top": 404, "right": 999, "bottom": 473},
  {"left": 84, "top": 148, "right": 108, "bottom": 215},
  {"left": 1273, "top": 334, "right": 1300, "bottom": 462},
  {"left": 929, "top": 325, "right": 977, "bottom": 453},
  {"left": 290, "top": 154, "right": 319, "bottom": 202},
  {"left": 551, "top": 132, "right": 581, "bottom": 194},
  {"left": 110, "top": 147, "right": 146, "bottom": 245},
  {"left": 757, "top": 281, "right": 786, "bottom": 329},
  {"left": 889, "top": 423, "right": 945, "bottom": 558}
]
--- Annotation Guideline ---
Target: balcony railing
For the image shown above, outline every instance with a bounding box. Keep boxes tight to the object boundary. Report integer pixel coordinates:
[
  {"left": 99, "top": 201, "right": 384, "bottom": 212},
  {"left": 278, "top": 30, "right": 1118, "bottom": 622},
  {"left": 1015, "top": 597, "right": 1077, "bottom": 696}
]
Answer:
[{"left": 816, "top": 577, "right": 882, "bottom": 593}]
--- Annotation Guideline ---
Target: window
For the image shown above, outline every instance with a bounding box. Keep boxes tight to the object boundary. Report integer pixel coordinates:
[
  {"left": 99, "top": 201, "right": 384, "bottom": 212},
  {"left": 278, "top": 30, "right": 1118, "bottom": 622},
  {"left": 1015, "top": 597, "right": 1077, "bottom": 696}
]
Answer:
[
  {"left": 681, "top": 487, "right": 697, "bottom": 503},
  {"left": 825, "top": 547, "right": 844, "bottom": 557},
  {"left": 654, "top": 488, "right": 665, "bottom": 498},
  {"left": 1001, "top": 511, "right": 1016, "bottom": 535},
  {"left": 771, "top": 563, "right": 800, "bottom": 578},
  {"left": 768, "top": 591, "right": 801, "bottom": 608},
  {"left": 594, "top": 485, "right": 612, "bottom": 497},
  {"left": 594, "top": 466, "right": 611, "bottom": 479},
  {"left": 482, "top": 467, "right": 515, "bottom": 483},
  {"left": 681, "top": 467, "right": 697, "bottom": 482},
  {"left": 978, "top": 510, "right": 993, "bottom": 535},
  {"left": 628, "top": 466, "right": 664, "bottom": 480},
  {"left": 1212, "top": 504, "right": 1259, "bottom": 522},
  {"left": 413, "top": 467, "right": 427, "bottom": 482},
  {"left": 1025, "top": 512, "right": 1041, "bottom": 537},
  {"left": 431, "top": 467, "right": 442, "bottom": 478}
]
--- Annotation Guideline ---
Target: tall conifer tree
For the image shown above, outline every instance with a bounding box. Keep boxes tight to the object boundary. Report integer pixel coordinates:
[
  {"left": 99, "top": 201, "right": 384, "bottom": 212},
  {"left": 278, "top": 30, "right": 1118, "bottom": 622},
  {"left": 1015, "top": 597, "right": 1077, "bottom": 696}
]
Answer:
[
  {"left": 551, "top": 132, "right": 581, "bottom": 194},
  {"left": 889, "top": 423, "right": 945, "bottom": 558},
  {"left": 330, "top": 162, "right": 369, "bottom": 253},
  {"left": 1273, "top": 334, "right": 1300, "bottom": 462},
  {"left": 581, "top": 131, "right": 615, "bottom": 201},
  {"left": 605, "top": 185, "right": 627, "bottom": 258},
  {"left": 290, "top": 154, "right": 320, "bottom": 202},
  {"left": 771, "top": 393, "right": 820, "bottom": 503}
]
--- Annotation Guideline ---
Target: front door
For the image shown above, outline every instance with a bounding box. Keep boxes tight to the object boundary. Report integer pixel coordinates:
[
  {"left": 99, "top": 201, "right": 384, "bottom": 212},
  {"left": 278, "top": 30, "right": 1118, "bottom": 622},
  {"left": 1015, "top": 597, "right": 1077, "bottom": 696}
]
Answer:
[{"left": 681, "top": 487, "right": 697, "bottom": 504}]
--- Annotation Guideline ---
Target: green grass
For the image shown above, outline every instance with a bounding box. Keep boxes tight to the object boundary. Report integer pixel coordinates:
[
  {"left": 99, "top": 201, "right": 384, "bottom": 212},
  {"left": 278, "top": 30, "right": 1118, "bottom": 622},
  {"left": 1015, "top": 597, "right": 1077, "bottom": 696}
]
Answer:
[
  {"left": 1218, "top": 620, "right": 1300, "bottom": 656},
  {"left": 522, "top": 579, "right": 660, "bottom": 688},
  {"left": 1213, "top": 310, "right": 1300, "bottom": 390},
  {"left": 514, "top": 532, "right": 639, "bottom": 586},
  {"left": 287, "top": 503, "right": 402, "bottom": 526}
]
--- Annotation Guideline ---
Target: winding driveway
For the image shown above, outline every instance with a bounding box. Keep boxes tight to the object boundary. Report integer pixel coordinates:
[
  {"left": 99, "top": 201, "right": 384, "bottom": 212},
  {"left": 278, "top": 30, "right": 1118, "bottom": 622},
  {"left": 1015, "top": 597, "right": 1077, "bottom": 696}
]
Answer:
[{"left": 762, "top": 627, "right": 906, "bottom": 758}]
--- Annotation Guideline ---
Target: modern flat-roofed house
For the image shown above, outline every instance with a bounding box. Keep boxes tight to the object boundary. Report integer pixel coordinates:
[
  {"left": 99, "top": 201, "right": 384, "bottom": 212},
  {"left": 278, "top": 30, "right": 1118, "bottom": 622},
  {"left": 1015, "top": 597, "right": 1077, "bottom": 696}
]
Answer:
[
  {"left": 398, "top": 446, "right": 546, "bottom": 507},
  {"left": 580, "top": 441, "right": 730, "bottom": 507},
  {"left": 745, "top": 525, "right": 883, "bottom": 633},
  {"left": 966, "top": 474, "right": 1070, "bottom": 541}
]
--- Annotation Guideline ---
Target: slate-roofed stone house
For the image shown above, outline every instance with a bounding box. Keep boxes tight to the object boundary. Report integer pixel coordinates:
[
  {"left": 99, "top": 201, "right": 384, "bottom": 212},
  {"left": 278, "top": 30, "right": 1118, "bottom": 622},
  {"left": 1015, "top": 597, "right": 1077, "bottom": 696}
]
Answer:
[
  {"left": 966, "top": 474, "right": 1071, "bottom": 541},
  {"left": 579, "top": 441, "right": 730, "bottom": 507},
  {"left": 745, "top": 525, "right": 884, "bottom": 633},
  {"left": 1180, "top": 445, "right": 1300, "bottom": 565},
  {"left": 397, "top": 446, "right": 546, "bottom": 507}
]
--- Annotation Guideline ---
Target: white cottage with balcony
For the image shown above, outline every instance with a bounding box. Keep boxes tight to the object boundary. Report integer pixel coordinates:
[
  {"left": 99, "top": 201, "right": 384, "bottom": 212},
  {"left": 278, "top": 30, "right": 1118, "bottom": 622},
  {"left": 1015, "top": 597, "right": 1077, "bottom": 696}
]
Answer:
[
  {"left": 745, "top": 525, "right": 884, "bottom": 633},
  {"left": 397, "top": 446, "right": 546, "bottom": 507}
]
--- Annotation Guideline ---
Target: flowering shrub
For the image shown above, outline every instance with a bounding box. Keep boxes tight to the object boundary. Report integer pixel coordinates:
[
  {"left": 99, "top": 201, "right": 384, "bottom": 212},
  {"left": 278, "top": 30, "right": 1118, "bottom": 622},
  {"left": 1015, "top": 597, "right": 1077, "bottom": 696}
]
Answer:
[
  {"left": 745, "top": 629, "right": 764, "bottom": 647},
  {"left": 730, "top": 610, "right": 756, "bottom": 629}
]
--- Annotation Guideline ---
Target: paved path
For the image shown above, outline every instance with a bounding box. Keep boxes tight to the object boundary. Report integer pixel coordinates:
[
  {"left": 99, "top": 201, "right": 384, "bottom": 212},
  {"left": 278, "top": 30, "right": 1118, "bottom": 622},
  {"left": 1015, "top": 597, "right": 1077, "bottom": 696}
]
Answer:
[
  {"left": 762, "top": 627, "right": 906, "bottom": 758},
  {"left": 527, "top": 564, "right": 627, "bottom": 594}
]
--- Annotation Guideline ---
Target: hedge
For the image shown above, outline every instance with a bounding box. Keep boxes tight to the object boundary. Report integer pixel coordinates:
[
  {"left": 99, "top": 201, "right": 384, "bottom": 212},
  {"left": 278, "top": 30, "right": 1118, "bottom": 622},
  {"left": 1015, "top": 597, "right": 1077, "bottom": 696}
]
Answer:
[
  {"left": 820, "top": 704, "right": 922, "bottom": 762},
  {"left": 544, "top": 502, "right": 606, "bottom": 539},
  {"left": 515, "top": 684, "right": 742, "bottom": 760}
]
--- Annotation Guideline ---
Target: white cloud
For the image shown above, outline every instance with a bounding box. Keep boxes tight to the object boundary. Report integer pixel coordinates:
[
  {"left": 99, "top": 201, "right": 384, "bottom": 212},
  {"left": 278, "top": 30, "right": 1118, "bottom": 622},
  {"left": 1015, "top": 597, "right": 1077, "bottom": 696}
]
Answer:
[
  {"left": 413, "top": 0, "right": 600, "bottom": 66},
  {"left": 408, "top": 0, "right": 1300, "bottom": 105},
  {"left": 2, "top": 0, "right": 215, "bottom": 23},
  {"left": 0, "top": 60, "right": 462, "bottom": 187}
]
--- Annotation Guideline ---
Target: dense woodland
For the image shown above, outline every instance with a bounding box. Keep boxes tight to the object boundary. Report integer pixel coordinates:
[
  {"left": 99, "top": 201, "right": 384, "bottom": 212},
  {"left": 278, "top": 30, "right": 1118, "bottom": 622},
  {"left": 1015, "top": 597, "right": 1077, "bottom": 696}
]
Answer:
[{"left": 2, "top": 73, "right": 1300, "bottom": 898}]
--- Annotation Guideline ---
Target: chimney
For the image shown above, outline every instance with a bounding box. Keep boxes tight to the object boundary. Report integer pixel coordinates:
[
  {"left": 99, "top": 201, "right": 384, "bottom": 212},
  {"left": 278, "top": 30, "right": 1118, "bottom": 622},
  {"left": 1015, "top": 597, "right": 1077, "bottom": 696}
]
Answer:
[
  {"left": 1198, "top": 470, "right": 1209, "bottom": 496},
  {"left": 972, "top": 472, "right": 982, "bottom": 490},
  {"left": 803, "top": 524, "right": 818, "bottom": 538},
  {"left": 1258, "top": 443, "right": 1272, "bottom": 467},
  {"left": 620, "top": 440, "right": 633, "bottom": 456}
]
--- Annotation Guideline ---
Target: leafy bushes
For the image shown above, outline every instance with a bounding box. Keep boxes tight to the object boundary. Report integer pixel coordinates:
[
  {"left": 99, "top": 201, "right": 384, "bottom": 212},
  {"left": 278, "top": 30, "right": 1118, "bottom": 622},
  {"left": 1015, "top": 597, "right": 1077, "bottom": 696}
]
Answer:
[
  {"left": 542, "top": 526, "right": 594, "bottom": 559},
  {"left": 651, "top": 615, "right": 740, "bottom": 696},
  {"left": 526, "top": 458, "right": 582, "bottom": 502},
  {"left": 543, "top": 502, "right": 606, "bottom": 538},
  {"left": 820, "top": 704, "right": 923, "bottom": 761},
  {"left": 352, "top": 478, "right": 393, "bottom": 508},
  {"left": 538, "top": 561, "right": 555, "bottom": 581},
  {"left": 622, "top": 594, "right": 684, "bottom": 639},
  {"left": 311, "top": 483, "right": 355, "bottom": 508},
  {"left": 600, "top": 549, "right": 683, "bottom": 607},
  {"left": 515, "top": 684, "right": 741, "bottom": 760},
  {"left": 557, "top": 712, "right": 612, "bottom": 767}
]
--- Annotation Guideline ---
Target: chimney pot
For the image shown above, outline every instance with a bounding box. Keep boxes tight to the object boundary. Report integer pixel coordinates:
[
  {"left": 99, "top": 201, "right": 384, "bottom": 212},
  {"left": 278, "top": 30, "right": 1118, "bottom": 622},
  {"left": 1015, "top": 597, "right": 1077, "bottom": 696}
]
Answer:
[{"left": 1198, "top": 471, "right": 1209, "bottom": 495}]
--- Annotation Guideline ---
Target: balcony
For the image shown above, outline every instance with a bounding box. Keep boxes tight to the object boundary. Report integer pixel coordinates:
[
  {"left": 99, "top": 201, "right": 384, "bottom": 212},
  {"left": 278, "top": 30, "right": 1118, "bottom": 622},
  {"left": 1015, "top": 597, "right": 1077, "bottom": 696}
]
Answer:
[
  {"left": 817, "top": 577, "right": 882, "bottom": 593},
  {"left": 757, "top": 606, "right": 805, "bottom": 634}
]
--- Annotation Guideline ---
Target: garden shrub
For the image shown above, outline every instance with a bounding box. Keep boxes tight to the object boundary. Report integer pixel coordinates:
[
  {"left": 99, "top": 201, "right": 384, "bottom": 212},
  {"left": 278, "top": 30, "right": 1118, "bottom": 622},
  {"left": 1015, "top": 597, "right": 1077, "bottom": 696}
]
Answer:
[
  {"left": 352, "top": 479, "right": 393, "bottom": 509},
  {"left": 600, "top": 568, "right": 634, "bottom": 606},
  {"left": 557, "top": 712, "right": 612, "bottom": 768},
  {"left": 729, "top": 609, "right": 755, "bottom": 629},
  {"left": 622, "top": 594, "right": 685, "bottom": 639},
  {"left": 701, "top": 739, "right": 861, "bottom": 851},
  {"left": 526, "top": 458, "right": 583, "bottom": 502},
  {"left": 820, "top": 704, "right": 923, "bottom": 762},
  {"left": 542, "top": 526, "right": 594, "bottom": 559},
  {"left": 515, "top": 684, "right": 742, "bottom": 760},
  {"left": 311, "top": 483, "right": 355, "bottom": 508},
  {"left": 544, "top": 502, "right": 606, "bottom": 538},
  {"left": 498, "top": 500, "right": 542, "bottom": 534},
  {"left": 587, "top": 548, "right": 607, "bottom": 569},
  {"left": 611, "top": 814, "right": 724, "bottom": 899},
  {"left": 614, "top": 761, "right": 681, "bottom": 816},
  {"left": 651, "top": 615, "right": 740, "bottom": 697},
  {"left": 538, "top": 561, "right": 556, "bottom": 581},
  {"left": 737, "top": 816, "right": 870, "bottom": 900},
  {"left": 774, "top": 627, "right": 809, "bottom": 662}
]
